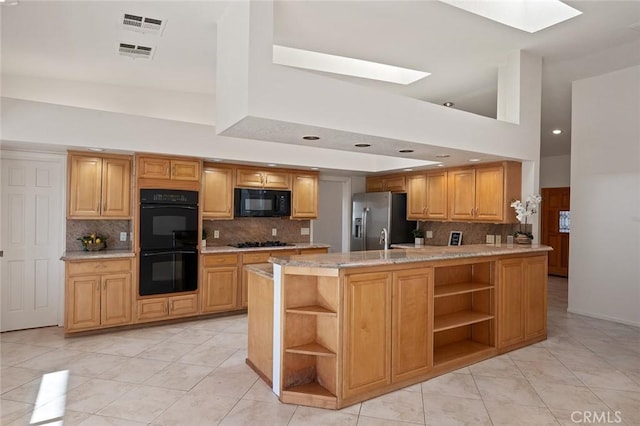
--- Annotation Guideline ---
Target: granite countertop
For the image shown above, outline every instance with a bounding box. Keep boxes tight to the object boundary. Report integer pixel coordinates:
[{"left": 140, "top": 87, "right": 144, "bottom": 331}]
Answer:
[
  {"left": 269, "top": 244, "right": 553, "bottom": 269},
  {"left": 61, "top": 250, "right": 135, "bottom": 261},
  {"left": 201, "top": 242, "right": 330, "bottom": 254},
  {"left": 244, "top": 263, "right": 274, "bottom": 280}
]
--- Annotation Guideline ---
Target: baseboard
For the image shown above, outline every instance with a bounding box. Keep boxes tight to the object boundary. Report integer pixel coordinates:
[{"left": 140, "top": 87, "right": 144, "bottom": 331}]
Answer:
[{"left": 566, "top": 308, "right": 640, "bottom": 328}]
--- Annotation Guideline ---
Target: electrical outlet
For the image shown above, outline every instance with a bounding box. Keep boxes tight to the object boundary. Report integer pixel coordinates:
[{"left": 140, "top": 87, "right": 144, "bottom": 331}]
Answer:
[
  {"left": 119, "top": 232, "right": 127, "bottom": 242},
  {"left": 272, "top": 228, "right": 277, "bottom": 236},
  {"left": 495, "top": 235, "right": 502, "bottom": 245},
  {"left": 301, "top": 227, "right": 310, "bottom": 235},
  {"left": 426, "top": 230, "right": 433, "bottom": 239},
  {"left": 486, "top": 235, "right": 495, "bottom": 244},
  {"left": 214, "top": 230, "right": 220, "bottom": 239}
]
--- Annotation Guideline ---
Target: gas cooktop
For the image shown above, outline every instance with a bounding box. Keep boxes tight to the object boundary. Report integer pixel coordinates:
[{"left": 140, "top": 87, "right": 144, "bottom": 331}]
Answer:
[{"left": 230, "top": 241, "right": 293, "bottom": 248}]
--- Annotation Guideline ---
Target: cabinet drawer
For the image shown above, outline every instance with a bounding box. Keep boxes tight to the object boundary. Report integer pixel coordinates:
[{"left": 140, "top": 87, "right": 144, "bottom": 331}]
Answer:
[
  {"left": 137, "top": 298, "right": 168, "bottom": 321},
  {"left": 68, "top": 259, "right": 132, "bottom": 276},
  {"left": 242, "top": 252, "right": 271, "bottom": 264},
  {"left": 204, "top": 254, "right": 238, "bottom": 266},
  {"left": 170, "top": 294, "right": 198, "bottom": 317}
]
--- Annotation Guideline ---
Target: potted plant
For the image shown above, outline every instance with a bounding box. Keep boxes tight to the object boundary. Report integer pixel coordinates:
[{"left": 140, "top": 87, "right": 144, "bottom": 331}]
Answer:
[
  {"left": 412, "top": 228, "right": 425, "bottom": 246},
  {"left": 77, "top": 233, "right": 107, "bottom": 251},
  {"left": 510, "top": 194, "right": 542, "bottom": 244}
]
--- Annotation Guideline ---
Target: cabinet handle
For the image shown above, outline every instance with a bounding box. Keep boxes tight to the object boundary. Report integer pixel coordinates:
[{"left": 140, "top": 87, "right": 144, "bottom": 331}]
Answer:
[
  {"left": 166, "top": 167, "right": 170, "bottom": 176},
  {"left": 425, "top": 207, "right": 429, "bottom": 214},
  {"left": 470, "top": 208, "right": 474, "bottom": 216},
  {"left": 95, "top": 282, "right": 100, "bottom": 292},
  {"left": 164, "top": 301, "right": 168, "bottom": 313}
]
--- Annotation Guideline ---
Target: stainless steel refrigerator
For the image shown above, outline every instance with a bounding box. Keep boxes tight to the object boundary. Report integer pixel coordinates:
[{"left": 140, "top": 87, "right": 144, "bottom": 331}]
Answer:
[{"left": 350, "top": 192, "right": 416, "bottom": 251}]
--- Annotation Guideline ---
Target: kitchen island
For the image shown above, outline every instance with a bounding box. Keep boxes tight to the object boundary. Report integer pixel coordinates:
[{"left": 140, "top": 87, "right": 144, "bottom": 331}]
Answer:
[{"left": 247, "top": 244, "right": 552, "bottom": 409}]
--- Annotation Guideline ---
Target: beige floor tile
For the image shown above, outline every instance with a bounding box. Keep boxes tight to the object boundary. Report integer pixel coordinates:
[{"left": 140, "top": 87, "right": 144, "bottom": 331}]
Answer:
[
  {"left": 1, "top": 342, "right": 54, "bottom": 368},
  {"left": 423, "top": 394, "right": 491, "bottom": 426},
  {"left": 144, "top": 362, "right": 212, "bottom": 391},
  {"left": 0, "top": 326, "right": 66, "bottom": 348},
  {"left": 188, "top": 317, "right": 242, "bottom": 332},
  {"left": 177, "top": 342, "right": 236, "bottom": 367},
  {"left": 206, "top": 332, "right": 248, "bottom": 349},
  {"left": 65, "top": 378, "right": 134, "bottom": 414},
  {"left": 190, "top": 364, "right": 258, "bottom": 398},
  {"left": 97, "top": 384, "right": 185, "bottom": 423},
  {"left": 6, "top": 408, "right": 92, "bottom": 426},
  {"left": 165, "top": 328, "right": 219, "bottom": 345},
  {"left": 289, "top": 405, "right": 358, "bottom": 425},
  {"left": 63, "top": 334, "right": 120, "bottom": 353},
  {"left": 241, "top": 377, "right": 280, "bottom": 403},
  {"left": 421, "top": 372, "right": 481, "bottom": 400},
  {"left": 402, "top": 382, "right": 422, "bottom": 393},
  {"left": 217, "top": 349, "right": 249, "bottom": 368},
  {"left": 94, "top": 337, "right": 157, "bottom": 357},
  {"left": 474, "top": 376, "right": 545, "bottom": 407},
  {"left": 219, "top": 398, "right": 296, "bottom": 426},
  {"left": 549, "top": 408, "right": 629, "bottom": 426},
  {"left": 468, "top": 354, "right": 525, "bottom": 378},
  {"left": 590, "top": 387, "right": 640, "bottom": 425},
  {"left": 357, "top": 416, "right": 423, "bottom": 425},
  {"left": 66, "top": 353, "right": 131, "bottom": 378},
  {"left": 153, "top": 392, "right": 237, "bottom": 426},
  {"left": 508, "top": 345, "right": 558, "bottom": 363},
  {"left": 137, "top": 341, "right": 199, "bottom": 362},
  {"left": 77, "top": 414, "right": 148, "bottom": 425},
  {"left": 1, "top": 367, "right": 43, "bottom": 394},
  {"left": 98, "top": 358, "right": 170, "bottom": 384},
  {"left": 111, "top": 325, "right": 183, "bottom": 342},
  {"left": 14, "top": 348, "right": 85, "bottom": 372},
  {"left": 360, "top": 389, "right": 424, "bottom": 424},
  {"left": 530, "top": 380, "right": 609, "bottom": 412},
  {"left": 0, "top": 399, "right": 33, "bottom": 424},
  {"left": 513, "top": 358, "right": 583, "bottom": 386},
  {"left": 570, "top": 367, "right": 640, "bottom": 392},
  {"left": 1, "top": 374, "right": 89, "bottom": 404},
  {"left": 484, "top": 400, "right": 559, "bottom": 425},
  {"left": 220, "top": 317, "right": 249, "bottom": 334}
]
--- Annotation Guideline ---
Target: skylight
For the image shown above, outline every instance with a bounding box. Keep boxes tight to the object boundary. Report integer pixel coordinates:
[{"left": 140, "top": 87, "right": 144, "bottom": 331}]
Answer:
[
  {"left": 273, "top": 45, "right": 430, "bottom": 85},
  {"left": 437, "top": 0, "right": 582, "bottom": 33}
]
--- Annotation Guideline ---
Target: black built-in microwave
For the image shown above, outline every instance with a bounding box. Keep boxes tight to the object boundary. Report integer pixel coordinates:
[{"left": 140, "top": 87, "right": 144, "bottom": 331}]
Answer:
[{"left": 234, "top": 188, "right": 291, "bottom": 217}]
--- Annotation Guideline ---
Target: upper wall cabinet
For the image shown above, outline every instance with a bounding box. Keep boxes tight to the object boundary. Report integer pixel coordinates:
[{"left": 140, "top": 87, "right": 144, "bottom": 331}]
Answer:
[
  {"left": 137, "top": 156, "right": 201, "bottom": 181},
  {"left": 68, "top": 153, "right": 132, "bottom": 219},
  {"left": 366, "top": 175, "right": 406, "bottom": 193},
  {"left": 406, "top": 171, "right": 448, "bottom": 221},
  {"left": 236, "top": 167, "right": 291, "bottom": 189},
  {"left": 449, "top": 162, "right": 521, "bottom": 223},
  {"left": 202, "top": 165, "right": 234, "bottom": 219},
  {"left": 291, "top": 172, "right": 319, "bottom": 219}
]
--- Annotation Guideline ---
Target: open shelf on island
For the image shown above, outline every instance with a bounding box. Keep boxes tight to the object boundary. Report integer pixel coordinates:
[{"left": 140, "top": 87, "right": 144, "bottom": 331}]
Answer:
[
  {"left": 434, "top": 311, "right": 494, "bottom": 332},
  {"left": 283, "top": 381, "right": 336, "bottom": 398},
  {"left": 433, "top": 340, "right": 495, "bottom": 366},
  {"left": 285, "top": 342, "right": 336, "bottom": 357},
  {"left": 434, "top": 282, "right": 494, "bottom": 298},
  {"left": 286, "top": 305, "right": 336, "bottom": 316}
]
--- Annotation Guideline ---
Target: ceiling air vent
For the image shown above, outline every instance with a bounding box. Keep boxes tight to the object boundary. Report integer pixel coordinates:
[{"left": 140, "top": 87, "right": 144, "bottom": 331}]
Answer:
[
  {"left": 122, "top": 13, "right": 166, "bottom": 35},
  {"left": 117, "top": 42, "right": 155, "bottom": 60}
]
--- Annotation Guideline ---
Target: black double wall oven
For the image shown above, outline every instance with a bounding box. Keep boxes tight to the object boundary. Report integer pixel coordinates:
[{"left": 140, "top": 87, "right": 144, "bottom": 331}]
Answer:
[{"left": 139, "top": 189, "right": 198, "bottom": 296}]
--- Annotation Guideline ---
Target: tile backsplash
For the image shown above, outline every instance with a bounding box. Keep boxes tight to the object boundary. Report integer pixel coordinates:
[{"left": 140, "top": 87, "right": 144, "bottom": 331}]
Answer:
[
  {"left": 418, "top": 221, "right": 532, "bottom": 246},
  {"left": 67, "top": 220, "right": 132, "bottom": 251},
  {"left": 203, "top": 218, "right": 311, "bottom": 246}
]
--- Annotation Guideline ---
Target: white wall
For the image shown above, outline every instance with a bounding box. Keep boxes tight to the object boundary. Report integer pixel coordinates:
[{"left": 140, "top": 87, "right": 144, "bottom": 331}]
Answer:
[
  {"left": 313, "top": 179, "right": 346, "bottom": 253},
  {"left": 568, "top": 66, "right": 640, "bottom": 326},
  {"left": 540, "top": 154, "right": 571, "bottom": 188}
]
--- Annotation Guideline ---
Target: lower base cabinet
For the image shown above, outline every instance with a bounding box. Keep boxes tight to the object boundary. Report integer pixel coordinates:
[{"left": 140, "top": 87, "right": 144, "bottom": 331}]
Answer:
[
  {"left": 202, "top": 253, "right": 240, "bottom": 313},
  {"left": 137, "top": 293, "right": 198, "bottom": 322}
]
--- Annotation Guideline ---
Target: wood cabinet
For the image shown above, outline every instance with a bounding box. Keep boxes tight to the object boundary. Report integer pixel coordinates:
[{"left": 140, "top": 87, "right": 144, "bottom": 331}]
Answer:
[
  {"left": 68, "top": 153, "right": 131, "bottom": 219},
  {"left": 366, "top": 175, "right": 406, "bottom": 193},
  {"left": 497, "top": 256, "right": 547, "bottom": 350},
  {"left": 236, "top": 167, "right": 291, "bottom": 189},
  {"left": 202, "top": 165, "right": 234, "bottom": 219},
  {"left": 406, "top": 172, "right": 448, "bottom": 220},
  {"left": 136, "top": 293, "right": 198, "bottom": 322},
  {"left": 137, "top": 156, "right": 201, "bottom": 181},
  {"left": 65, "top": 259, "right": 132, "bottom": 332},
  {"left": 449, "top": 162, "right": 521, "bottom": 223},
  {"left": 343, "top": 272, "right": 392, "bottom": 399},
  {"left": 201, "top": 254, "right": 239, "bottom": 313},
  {"left": 291, "top": 172, "right": 319, "bottom": 219}
]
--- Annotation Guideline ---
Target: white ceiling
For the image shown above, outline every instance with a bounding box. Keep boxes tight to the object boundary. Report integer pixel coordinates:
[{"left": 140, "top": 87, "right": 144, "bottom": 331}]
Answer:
[{"left": 2, "top": 0, "right": 640, "bottom": 162}]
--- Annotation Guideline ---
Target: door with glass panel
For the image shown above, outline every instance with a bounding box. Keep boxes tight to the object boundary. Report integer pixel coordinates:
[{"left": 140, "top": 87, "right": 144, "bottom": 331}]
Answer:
[{"left": 541, "top": 187, "right": 570, "bottom": 277}]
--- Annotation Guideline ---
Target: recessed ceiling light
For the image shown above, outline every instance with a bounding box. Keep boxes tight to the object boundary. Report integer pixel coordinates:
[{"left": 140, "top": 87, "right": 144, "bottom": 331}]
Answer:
[
  {"left": 437, "top": 0, "right": 582, "bottom": 33},
  {"left": 267, "top": 163, "right": 277, "bottom": 167},
  {"left": 469, "top": 158, "right": 481, "bottom": 162},
  {"left": 212, "top": 159, "right": 223, "bottom": 162},
  {"left": 437, "top": 164, "right": 445, "bottom": 167},
  {"left": 311, "top": 167, "right": 319, "bottom": 170},
  {"left": 399, "top": 149, "right": 414, "bottom": 153},
  {"left": 354, "top": 143, "right": 371, "bottom": 148},
  {"left": 552, "top": 129, "right": 562, "bottom": 135},
  {"left": 435, "top": 154, "right": 451, "bottom": 158},
  {"left": 404, "top": 168, "right": 413, "bottom": 172},
  {"left": 88, "top": 148, "right": 105, "bottom": 152},
  {"left": 443, "top": 102, "right": 454, "bottom": 107},
  {"left": 303, "top": 135, "right": 320, "bottom": 141},
  {"left": 273, "top": 45, "right": 430, "bottom": 85}
]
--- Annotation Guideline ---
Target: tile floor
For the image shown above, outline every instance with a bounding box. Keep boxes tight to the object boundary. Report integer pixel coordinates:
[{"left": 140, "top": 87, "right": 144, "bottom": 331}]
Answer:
[{"left": 1, "top": 276, "right": 639, "bottom": 425}]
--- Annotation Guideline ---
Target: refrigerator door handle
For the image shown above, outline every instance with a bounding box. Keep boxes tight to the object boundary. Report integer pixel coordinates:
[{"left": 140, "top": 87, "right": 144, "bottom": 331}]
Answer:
[{"left": 362, "top": 208, "right": 369, "bottom": 251}]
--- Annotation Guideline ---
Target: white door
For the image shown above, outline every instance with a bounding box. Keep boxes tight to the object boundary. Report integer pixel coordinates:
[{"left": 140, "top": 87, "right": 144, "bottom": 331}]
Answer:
[{"left": 1, "top": 151, "right": 65, "bottom": 331}]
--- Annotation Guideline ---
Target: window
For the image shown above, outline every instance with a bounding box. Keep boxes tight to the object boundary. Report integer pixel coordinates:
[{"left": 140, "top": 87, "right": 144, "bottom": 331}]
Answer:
[{"left": 559, "top": 211, "right": 570, "bottom": 233}]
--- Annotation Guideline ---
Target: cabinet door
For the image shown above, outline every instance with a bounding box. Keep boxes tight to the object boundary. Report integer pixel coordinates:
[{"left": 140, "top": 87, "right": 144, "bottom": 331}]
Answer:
[
  {"left": 406, "top": 174, "right": 427, "bottom": 220},
  {"left": 524, "top": 256, "right": 547, "bottom": 340},
  {"left": 448, "top": 169, "right": 476, "bottom": 221},
  {"left": 101, "top": 273, "right": 132, "bottom": 326},
  {"left": 366, "top": 177, "right": 384, "bottom": 192},
  {"left": 169, "top": 294, "right": 198, "bottom": 317},
  {"left": 263, "top": 171, "right": 291, "bottom": 189},
  {"left": 497, "top": 259, "right": 525, "bottom": 348},
  {"left": 291, "top": 173, "right": 318, "bottom": 219},
  {"left": 475, "top": 166, "right": 504, "bottom": 222},
  {"left": 426, "top": 171, "right": 448, "bottom": 220},
  {"left": 66, "top": 275, "right": 101, "bottom": 330},
  {"left": 392, "top": 268, "right": 433, "bottom": 382},
  {"left": 137, "top": 298, "right": 168, "bottom": 321},
  {"left": 384, "top": 176, "right": 406, "bottom": 192},
  {"left": 138, "top": 157, "right": 171, "bottom": 179},
  {"left": 202, "top": 267, "right": 239, "bottom": 313},
  {"left": 68, "top": 155, "right": 102, "bottom": 218},
  {"left": 236, "top": 168, "right": 265, "bottom": 188},
  {"left": 202, "top": 166, "right": 234, "bottom": 219},
  {"left": 343, "top": 272, "right": 392, "bottom": 399},
  {"left": 171, "top": 160, "right": 200, "bottom": 181},
  {"left": 101, "top": 157, "right": 131, "bottom": 218}
]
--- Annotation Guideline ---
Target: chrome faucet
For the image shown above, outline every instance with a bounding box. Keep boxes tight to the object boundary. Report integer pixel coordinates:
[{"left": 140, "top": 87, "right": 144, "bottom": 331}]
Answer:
[{"left": 380, "top": 227, "right": 389, "bottom": 250}]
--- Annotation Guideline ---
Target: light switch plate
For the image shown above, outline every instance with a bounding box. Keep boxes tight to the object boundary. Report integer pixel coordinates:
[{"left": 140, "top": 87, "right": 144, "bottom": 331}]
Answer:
[
  {"left": 272, "top": 228, "right": 277, "bottom": 236},
  {"left": 426, "top": 230, "right": 433, "bottom": 239},
  {"left": 494, "top": 235, "right": 502, "bottom": 245},
  {"left": 486, "top": 235, "right": 495, "bottom": 244},
  {"left": 301, "top": 227, "right": 310, "bottom": 235},
  {"left": 214, "top": 230, "right": 220, "bottom": 239},
  {"left": 119, "top": 232, "right": 127, "bottom": 242}
]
